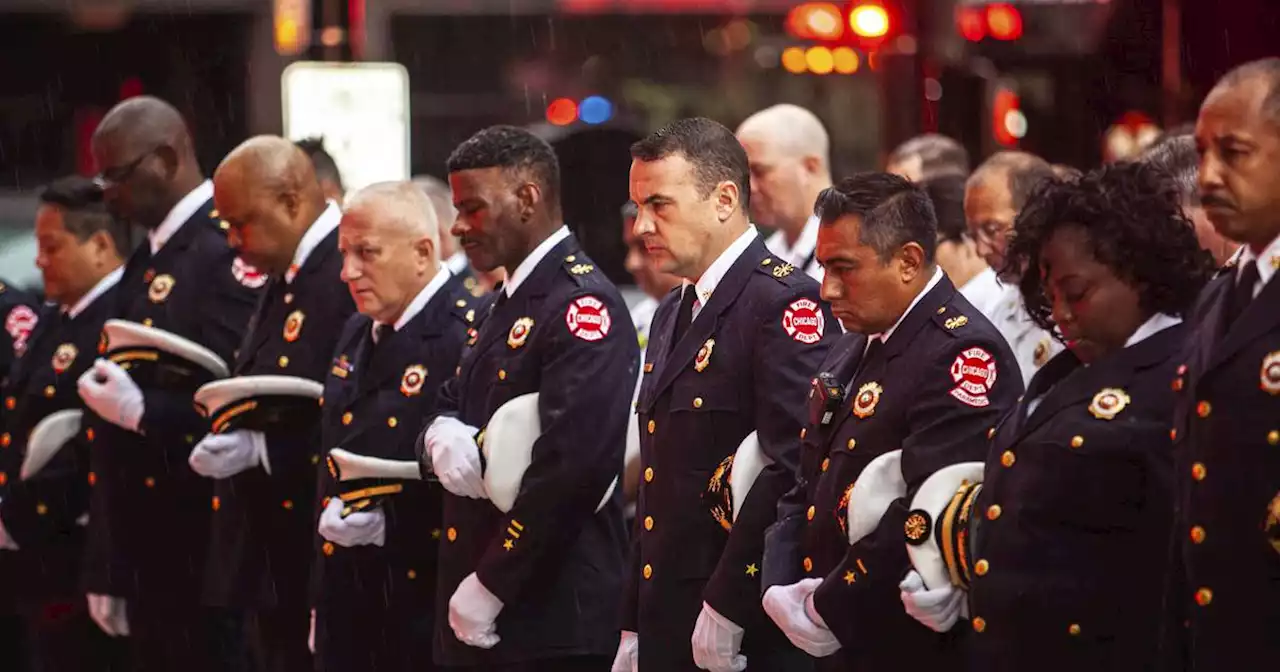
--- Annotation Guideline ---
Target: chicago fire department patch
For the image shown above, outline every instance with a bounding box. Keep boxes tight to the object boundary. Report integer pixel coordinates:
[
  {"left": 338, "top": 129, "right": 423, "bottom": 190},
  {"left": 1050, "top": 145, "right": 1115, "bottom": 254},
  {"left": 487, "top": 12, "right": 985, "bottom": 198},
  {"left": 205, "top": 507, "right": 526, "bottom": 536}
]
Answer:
[
  {"left": 565, "top": 295, "right": 612, "bottom": 342},
  {"left": 4, "top": 305, "right": 37, "bottom": 355},
  {"left": 232, "top": 257, "right": 269, "bottom": 289},
  {"left": 782, "top": 298, "right": 824, "bottom": 344},
  {"left": 949, "top": 347, "right": 997, "bottom": 407}
]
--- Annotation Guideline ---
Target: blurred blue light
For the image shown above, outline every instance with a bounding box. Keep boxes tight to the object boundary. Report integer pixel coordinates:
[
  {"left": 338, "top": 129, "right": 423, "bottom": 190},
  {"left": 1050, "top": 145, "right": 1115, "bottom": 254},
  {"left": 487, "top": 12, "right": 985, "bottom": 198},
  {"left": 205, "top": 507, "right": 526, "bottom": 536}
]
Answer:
[{"left": 579, "top": 96, "right": 613, "bottom": 125}]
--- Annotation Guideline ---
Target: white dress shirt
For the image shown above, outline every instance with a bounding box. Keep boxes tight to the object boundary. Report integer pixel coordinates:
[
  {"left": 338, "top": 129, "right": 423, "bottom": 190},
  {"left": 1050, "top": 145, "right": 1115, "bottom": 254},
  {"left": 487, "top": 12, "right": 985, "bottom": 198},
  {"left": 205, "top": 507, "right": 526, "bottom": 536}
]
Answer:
[
  {"left": 958, "top": 266, "right": 1003, "bottom": 322},
  {"left": 764, "top": 215, "right": 823, "bottom": 282},
  {"left": 683, "top": 226, "right": 759, "bottom": 322},
  {"left": 285, "top": 201, "right": 342, "bottom": 284},
  {"left": 1233, "top": 232, "right": 1280, "bottom": 299},
  {"left": 149, "top": 180, "right": 214, "bottom": 255},
  {"left": 65, "top": 267, "right": 124, "bottom": 319},
  {"left": 505, "top": 226, "right": 571, "bottom": 298}
]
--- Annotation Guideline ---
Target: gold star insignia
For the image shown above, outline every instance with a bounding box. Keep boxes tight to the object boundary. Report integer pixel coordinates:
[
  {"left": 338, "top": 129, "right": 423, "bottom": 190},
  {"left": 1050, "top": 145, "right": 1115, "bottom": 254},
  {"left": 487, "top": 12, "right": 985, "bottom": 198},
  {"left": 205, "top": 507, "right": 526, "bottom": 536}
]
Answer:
[
  {"left": 745, "top": 563, "right": 759, "bottom": 577},
  {"left": 503, "top": 538, "right": 514, "bottom": 551},
  {"left": 844, "top": 570, "right": 856, "bottom": 585}
]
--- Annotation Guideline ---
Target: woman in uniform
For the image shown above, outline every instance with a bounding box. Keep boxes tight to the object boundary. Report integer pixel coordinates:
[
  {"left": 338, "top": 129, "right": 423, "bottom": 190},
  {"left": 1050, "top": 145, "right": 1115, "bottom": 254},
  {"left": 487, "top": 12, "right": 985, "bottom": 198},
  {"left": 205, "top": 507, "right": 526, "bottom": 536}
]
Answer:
[{"left": 962, "top": 162, "right": 1213, "bottom": 670}]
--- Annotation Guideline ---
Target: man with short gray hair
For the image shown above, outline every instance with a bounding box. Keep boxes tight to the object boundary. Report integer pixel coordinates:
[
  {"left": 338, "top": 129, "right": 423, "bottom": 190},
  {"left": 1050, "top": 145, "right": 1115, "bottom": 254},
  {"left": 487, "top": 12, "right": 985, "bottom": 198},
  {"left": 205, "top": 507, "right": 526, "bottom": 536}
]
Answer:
[
  {"left": 1139, "top": 133, "right": 1239, "bottom": 266},
  {"left": 886, "top": 134, "right": 970, "bottom": 183}
]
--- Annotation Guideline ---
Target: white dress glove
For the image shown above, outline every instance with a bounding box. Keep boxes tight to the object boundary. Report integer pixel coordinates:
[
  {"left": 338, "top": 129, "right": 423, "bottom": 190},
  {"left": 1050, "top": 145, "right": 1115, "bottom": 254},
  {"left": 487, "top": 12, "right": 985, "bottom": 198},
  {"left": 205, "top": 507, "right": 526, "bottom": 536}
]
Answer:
[
  {"left": 308, "top": 609, "right": 316, "bottom": 654},
  {"left": 317, "top": 497, "right": 385, "bottom": 548},
  {"left": 900, "top": 570, "right": 965, "bottom": 633},
  {"left": 188, "top": 430, "right": 267, "bottom": 479},
  {"left": 423, "top": 416, "right": 487, "bottom": 499},
  {"left": 87, "top": 593, "right": 130, "bottom": 637},
  {"left": 762, "top": 579, "right": 841, "bottom": 657},
  {"left": 448, "top": 572, "right": 504, "bottom": 649},
  {"left": 77, "top": 359, "right": 144, "bottom": 432},
  {"left": 611, "top": 630, "right": 639, "bottom": 672},
  {"left": 691, "top": 602, "right": 747, "bottom": 672}
]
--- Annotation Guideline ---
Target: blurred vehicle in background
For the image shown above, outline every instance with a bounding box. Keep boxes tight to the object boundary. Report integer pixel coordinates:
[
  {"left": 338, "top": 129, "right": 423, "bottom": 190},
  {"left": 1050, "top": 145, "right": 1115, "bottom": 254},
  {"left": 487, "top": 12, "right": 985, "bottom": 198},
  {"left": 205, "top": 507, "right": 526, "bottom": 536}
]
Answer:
[{"left": 0, "top": 192, "right": 41, "bottom": 293}]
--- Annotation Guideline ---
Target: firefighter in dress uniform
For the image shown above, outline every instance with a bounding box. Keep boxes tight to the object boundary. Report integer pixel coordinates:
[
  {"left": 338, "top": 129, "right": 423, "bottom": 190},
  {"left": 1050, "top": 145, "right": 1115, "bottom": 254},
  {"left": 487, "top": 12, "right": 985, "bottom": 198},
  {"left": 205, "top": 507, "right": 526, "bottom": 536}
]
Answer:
[
  {"left": 309, "top": 182, "right": 471, "bottom": 671},
  {"left": 900, "top": 163, "right": 1211, "bottom": 671},
  {"left": 614, "top": 117, "right": 832, "bottom": 672},
  {"left": 760, "top": 173, "right": 1021, "bottom": 671},
  {"left": 0, "top": 176, "right": 132, "bottom": 671},
  {"left": 1162, "top": 58, "right": 1280, "bottom": 670},
  {"left": 186, "top": 136, "right": 354, "bottom": 672},
  {"left": 420, "top": 126, "right": 636, "bottom": 671},
  {"left": 77, "top": 96, "right": 264, "bottom": 671}
]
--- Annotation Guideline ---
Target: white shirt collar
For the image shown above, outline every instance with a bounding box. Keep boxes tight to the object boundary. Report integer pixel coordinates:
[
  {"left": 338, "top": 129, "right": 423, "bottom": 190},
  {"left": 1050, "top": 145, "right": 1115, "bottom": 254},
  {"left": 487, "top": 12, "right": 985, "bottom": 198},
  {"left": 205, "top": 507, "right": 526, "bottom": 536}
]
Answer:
[
  {"left": 505, "top": 226, "right": 571, "bottom": 298},
  {"left": 1235, "top": 232, "right": 1280, "bottom": 298},
  {"left": 873, "top": 266, "right": 945, "bottom": 344},
  {"left": 446, "top": 251, "right": 470, "bottom": 276},
  {"left": 1124, "top": 312, "right": 1183, "bottom": 348},
  {"left": 285, "top": 201, "right": 342, "bottom": 284},
  {"left": 149, "top": 180, "right": 214, "bottom": 255},
  {"left": 683, "top": 226, "right": 759, "bottom": 305},
  {"left": 764, "top": 216, "right": 819, "bottom": 267},
  {"left": 65, "top": 266, "right": 124, "bottom": 319},
  {"left": 375, "top": 266, "right": 453, "bottom": 338}
]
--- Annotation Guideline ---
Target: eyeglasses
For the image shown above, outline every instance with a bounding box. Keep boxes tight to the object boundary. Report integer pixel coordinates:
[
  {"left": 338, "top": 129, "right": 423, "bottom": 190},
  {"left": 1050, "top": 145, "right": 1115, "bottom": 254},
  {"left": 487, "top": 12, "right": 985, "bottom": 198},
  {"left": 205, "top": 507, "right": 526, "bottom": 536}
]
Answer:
[{"left": 93, "top": 146, "right": 161, "bottom": 190}]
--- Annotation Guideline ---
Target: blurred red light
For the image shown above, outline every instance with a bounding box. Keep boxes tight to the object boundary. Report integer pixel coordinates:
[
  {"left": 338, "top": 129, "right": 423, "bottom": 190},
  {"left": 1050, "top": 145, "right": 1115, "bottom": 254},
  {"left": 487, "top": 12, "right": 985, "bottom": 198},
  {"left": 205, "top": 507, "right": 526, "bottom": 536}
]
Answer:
[
  {"left": 546, "top": 98, "right": 578, "bottom": 126},
  {"left": 987, "top": 4, "right": 1023, "bottom": 41},
  {"left": 786, "top": 2, "right": 845, "bottom": 41},
  {"left": 119, "top": 77, "right": 144, "bottom": 100},
  {"left": 957, "top": 7, "right": 986, "bottom": 42},
  {"left": 849, "top": 3, "right": 890, "bottom": 39}
]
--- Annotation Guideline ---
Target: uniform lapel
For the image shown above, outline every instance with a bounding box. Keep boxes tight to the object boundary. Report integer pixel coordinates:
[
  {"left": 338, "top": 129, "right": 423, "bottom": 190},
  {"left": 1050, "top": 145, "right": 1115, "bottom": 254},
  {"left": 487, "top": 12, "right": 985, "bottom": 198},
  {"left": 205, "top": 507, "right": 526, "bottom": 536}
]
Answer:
[
  {"left": 351, "top": 291, "right": 448, "bottom": 405},
  {"left": 1207, "top": 273, "right": 1280, "bottom": 373},
  {"left": 651, "top": 238, "right": 766, "bottom": 398},
  {"left": 468, "top": 237, "right": 577, "bottom": 368},
  {"left": 235, "top": 280, "right": 282, "bottom": 374}
]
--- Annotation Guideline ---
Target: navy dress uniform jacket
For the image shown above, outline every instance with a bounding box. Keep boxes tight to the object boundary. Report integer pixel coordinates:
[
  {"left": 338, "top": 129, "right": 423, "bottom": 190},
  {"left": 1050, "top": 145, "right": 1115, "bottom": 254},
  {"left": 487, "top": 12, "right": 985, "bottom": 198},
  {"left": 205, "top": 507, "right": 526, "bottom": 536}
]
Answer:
[
  {"left": 971, "top": 325, "right": 1183, "bottom": 672},
  {"left": 429, "top": 234, "right": 637, "bottom": 667},
  {"left": 623, "top": 238, "right": 834, "bottom": 671},
  {"left": 204, "top": 228, "right": 355, "bottom": 609},
  {"left": 764, "top": 275, "right": 1021, "bottom": 671},
  {"left": 0, "top": 292, "right": 118, "bottom": 603},
  {"left": 0, "top": 280, "right": 40, "bottom": 384},
  {"left": 1162, "top": 266, "right": 1280, "bottom": 670},
  {"left": 82, "top": 200, "right": 261, "bottom": 605},
  {"left": 311, "top": 280, "right": 473, "bottom": 671}
]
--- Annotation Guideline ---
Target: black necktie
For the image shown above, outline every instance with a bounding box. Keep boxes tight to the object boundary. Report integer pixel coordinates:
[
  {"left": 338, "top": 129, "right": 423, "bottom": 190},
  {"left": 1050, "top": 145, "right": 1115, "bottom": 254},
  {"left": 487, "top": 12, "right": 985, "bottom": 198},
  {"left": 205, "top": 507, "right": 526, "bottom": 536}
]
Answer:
[
  {"left": 674, "top": 285, "right": 697, "bottom": 342},
  {"left": 851, "top": 337, "right": 883, "bottom": 386},
  {"left": 1224, "top": 261, "right": 1260, "bottom": 328}
]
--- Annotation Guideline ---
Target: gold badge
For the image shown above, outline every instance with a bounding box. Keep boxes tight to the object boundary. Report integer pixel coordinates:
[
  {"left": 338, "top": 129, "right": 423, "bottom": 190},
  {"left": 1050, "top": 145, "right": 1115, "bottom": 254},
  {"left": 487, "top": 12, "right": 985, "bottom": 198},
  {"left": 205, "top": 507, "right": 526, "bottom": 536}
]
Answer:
[
  {"left": 772, "top": 262, "right": 795, "bottom": 278},
  {"left": 1033, "top": 336, "right": 1052, "bottom": 367},
  {"left": 695, "top": 338, "right": 715, "bottom": 372},
  {"left": 148, "top": 274, "right": 175, "bottom": 303},
  {"left": 400, "top": 364, "right": 427, "bottom": 396},
  {"left": 52, "top": 343, "right": 78, "bottom": 373},
  {"left": 508, "top": 317, "right": 534, "bottom": 349},
  {"left": 852, "top": 382, "right": 883, "bottom": 419},
  {"left": 569, "top": 264, "right": 595, "bottom": 275},
  {"left": 1261, "top": 351, "right": 1280, "bottom": 395},
  {"left": 944, "top": 315, "right": 969, "bottom": 330},
  {"left": 283, "top": 311, "right": 305, "bottom": 343},
  {"left": 1088, "top": 388, "right": 1131, "bottom": 420},
  {"left": 1265, "top": 490, "right": 1280, "bottom": 556}
]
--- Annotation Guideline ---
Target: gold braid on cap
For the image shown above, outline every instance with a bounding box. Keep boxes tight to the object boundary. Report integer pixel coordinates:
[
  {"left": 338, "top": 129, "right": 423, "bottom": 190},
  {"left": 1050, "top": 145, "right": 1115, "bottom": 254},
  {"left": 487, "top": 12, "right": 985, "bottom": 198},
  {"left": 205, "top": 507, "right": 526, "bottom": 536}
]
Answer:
[
  {"left": 939, "top": 481, "right": 972, "bottom": 589},
  {"left": 953, "top": 483, "right": 983, "bottom": 590}
]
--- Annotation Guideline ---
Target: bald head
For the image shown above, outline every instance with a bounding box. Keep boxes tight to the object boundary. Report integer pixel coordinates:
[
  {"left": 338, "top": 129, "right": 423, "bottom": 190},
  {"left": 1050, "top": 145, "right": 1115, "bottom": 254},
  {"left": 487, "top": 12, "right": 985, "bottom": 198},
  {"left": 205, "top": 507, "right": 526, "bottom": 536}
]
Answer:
[
  {"left": 94, "top": 96, "right": 194, "bottom": 160},
  {"left": 339, "top": 181, "right": 445, "bottom": 324},
  {"left": 217, "top": 136, "right": 321, "bottom": 201},
  {"left": 736, "top": 104, "right": 833, "bottom": 237}
]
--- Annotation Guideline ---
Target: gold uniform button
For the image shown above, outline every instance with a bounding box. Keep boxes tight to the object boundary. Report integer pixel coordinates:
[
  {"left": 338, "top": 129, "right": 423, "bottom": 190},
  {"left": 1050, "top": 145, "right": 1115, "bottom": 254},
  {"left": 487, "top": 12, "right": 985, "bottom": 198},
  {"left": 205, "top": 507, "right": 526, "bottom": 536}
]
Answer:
[
  {"left": 407, "top": 569, "right": 417, "bottom": 580},
  {"left": 807, "top": 506, "right": 816, "bottom": 521},
  {"left": 278, "top": 356, "right": 289, "bottom": 368},
  {"left": 1195, "top": 587, "right": 1213, "bottom": 606},
  {"left": 1070, "top": 436, "right": 1085, "bottom": 448},
  {"left": 282, "top": 500, "right": 294, "bottom": 510},
  {"left": 387, "top": 417, "right": 398, "bottom": 428},
  {"left": 986, "top": 505, "right": 1002, "bottom": 521},
  {"left": 43, "top": 385, "right": 55, "bottom": 398},
  {"left": 1268, "top": 430, "right": 1279, "bottom": 446},
  {"left": 1196, "top": 401, "right": 1211, "bottom": 418},
  {"left": 447, "top": 527, "right": 458, "bottom": 542},
  {"left": 693, "top": 397, "right": 703, "bottom": 409},
  {"left": 1190, "top": 526, "right": 1206, "bottom": 544},
  {"left": 644, "top": 516, "right": 654, "bottom": 531},
  {"left": 142, "top": 318, "right": 153, "bottom": 327},
  {"left": 643, "top": 564, "right": 653, "bottom": 579},
  {"left": 974, "top": 559, "right": 989, "bottom": 576},
  {"left": 87, "top": 472, "right": 96, "bottom": 486},
  {"left": 1191, "top": 462, "right": 1207, "bottom": 481},
  {"left": 1000, "top": 451, "right": 1016, "bottom": 467},
  {"left": 3, "top": 397, "right": 13, "bottom": 410},
  {"left": 144, "top": 477, "right": 156, "bottom": 488},
  {"left": 800, "top": 428, "right": 807, "bottom": 440},
  {"left": 644, "top": 467, "right": 654, "bottom": 482},
  {"left": 972, "top": 617, "right": 987, "bottom": 633},
  {"left": 36, "top": 503, "right": 47, "bottom": 516},
  {"left": 342, "top": 412, "right": 353, "bottom": 425},
  {"left": 821, "top": 458, "right": 830, "bottom": 472},
  {"left": 322, "top": 542, "right": 335, "bottom": 556},
  {"left": 1068, "top": 623, "right": 1081, "bottom": 636},
  {"left": 455, "top": 299, "right": 467, "bottom": 308},
  {"left": 1170, "top": 428, "right": 1178, "bottom": 441},
  {"left": 86, "top": 428, "right": 95, "bottom": 442},
  {"left": 647, "top": 420, "right": 656, "bottom": 434},
  {"left": 212, "top": 496, "right": 221, "bottom": 511},
  {"left": 498, "top": 369, "right": 507, "bottom": 381},
  {"left": 0, "top": 433, "right": 10, "bottom": 447},
  {"left": 847, "top": 438, "right": 856, "bottom": 450},
  {"left": 803, "top": 557, "right": 813, "bottom": 572}
]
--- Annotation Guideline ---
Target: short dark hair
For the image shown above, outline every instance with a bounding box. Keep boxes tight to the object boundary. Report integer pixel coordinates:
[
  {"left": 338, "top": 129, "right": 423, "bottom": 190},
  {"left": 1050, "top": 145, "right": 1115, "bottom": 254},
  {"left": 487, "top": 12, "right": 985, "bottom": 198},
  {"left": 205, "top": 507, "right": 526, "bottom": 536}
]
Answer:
[
  {"left": 447, "top": 125, "right": 561, "bottom": 206},
  {"left": 968, "top": 151, "right": 1056, "bottom": 211},
  {"left": 888, "top": 134, "right": 970, "bottom": 180},
  {"left": 295, "top": 136, "right": 344, "bottom": 190},
  {"left": 39, "top": 176, "right": 133, "bottom": 255},
  {"left": 1216, "top": 57, "right": 1280, "bottom": 123},
  {"left": 921, "top": 174, "right": 967, "bottom": 243},
  {"left": 630, "top": 117, "right": 751, "bottom": 212},
  {"left": 1006, "top": 162, "right": 1213, "bottom": 334},
  {"left": 1138, "top": 133, "right": 1199, "bottom": 205},
  {"left": 814, "top": 172, "right": 938, "bottom": 263}
]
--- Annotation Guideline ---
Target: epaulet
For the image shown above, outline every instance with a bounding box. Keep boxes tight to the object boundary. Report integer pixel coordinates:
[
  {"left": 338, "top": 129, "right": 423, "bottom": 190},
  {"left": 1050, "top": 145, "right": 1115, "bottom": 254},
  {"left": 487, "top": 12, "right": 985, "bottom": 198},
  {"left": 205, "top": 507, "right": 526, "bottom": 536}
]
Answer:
[
  {"left": 207, "top": 206, "right": 231, "bottom": 233},
  {"left": 560, "top": 252, "right": 598, "bottom": 286},
  {"left": 755, "top": 256, "right": 801, "bottom": 284},
  {"left": 448, "top": 291, "right": 480, "bottom": 326},
  {"left": 930, "top": 303, "right": 971, "bottom": 337},
  {"left": 0, "top": 281, "right": 7, "bottom": 294}
]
